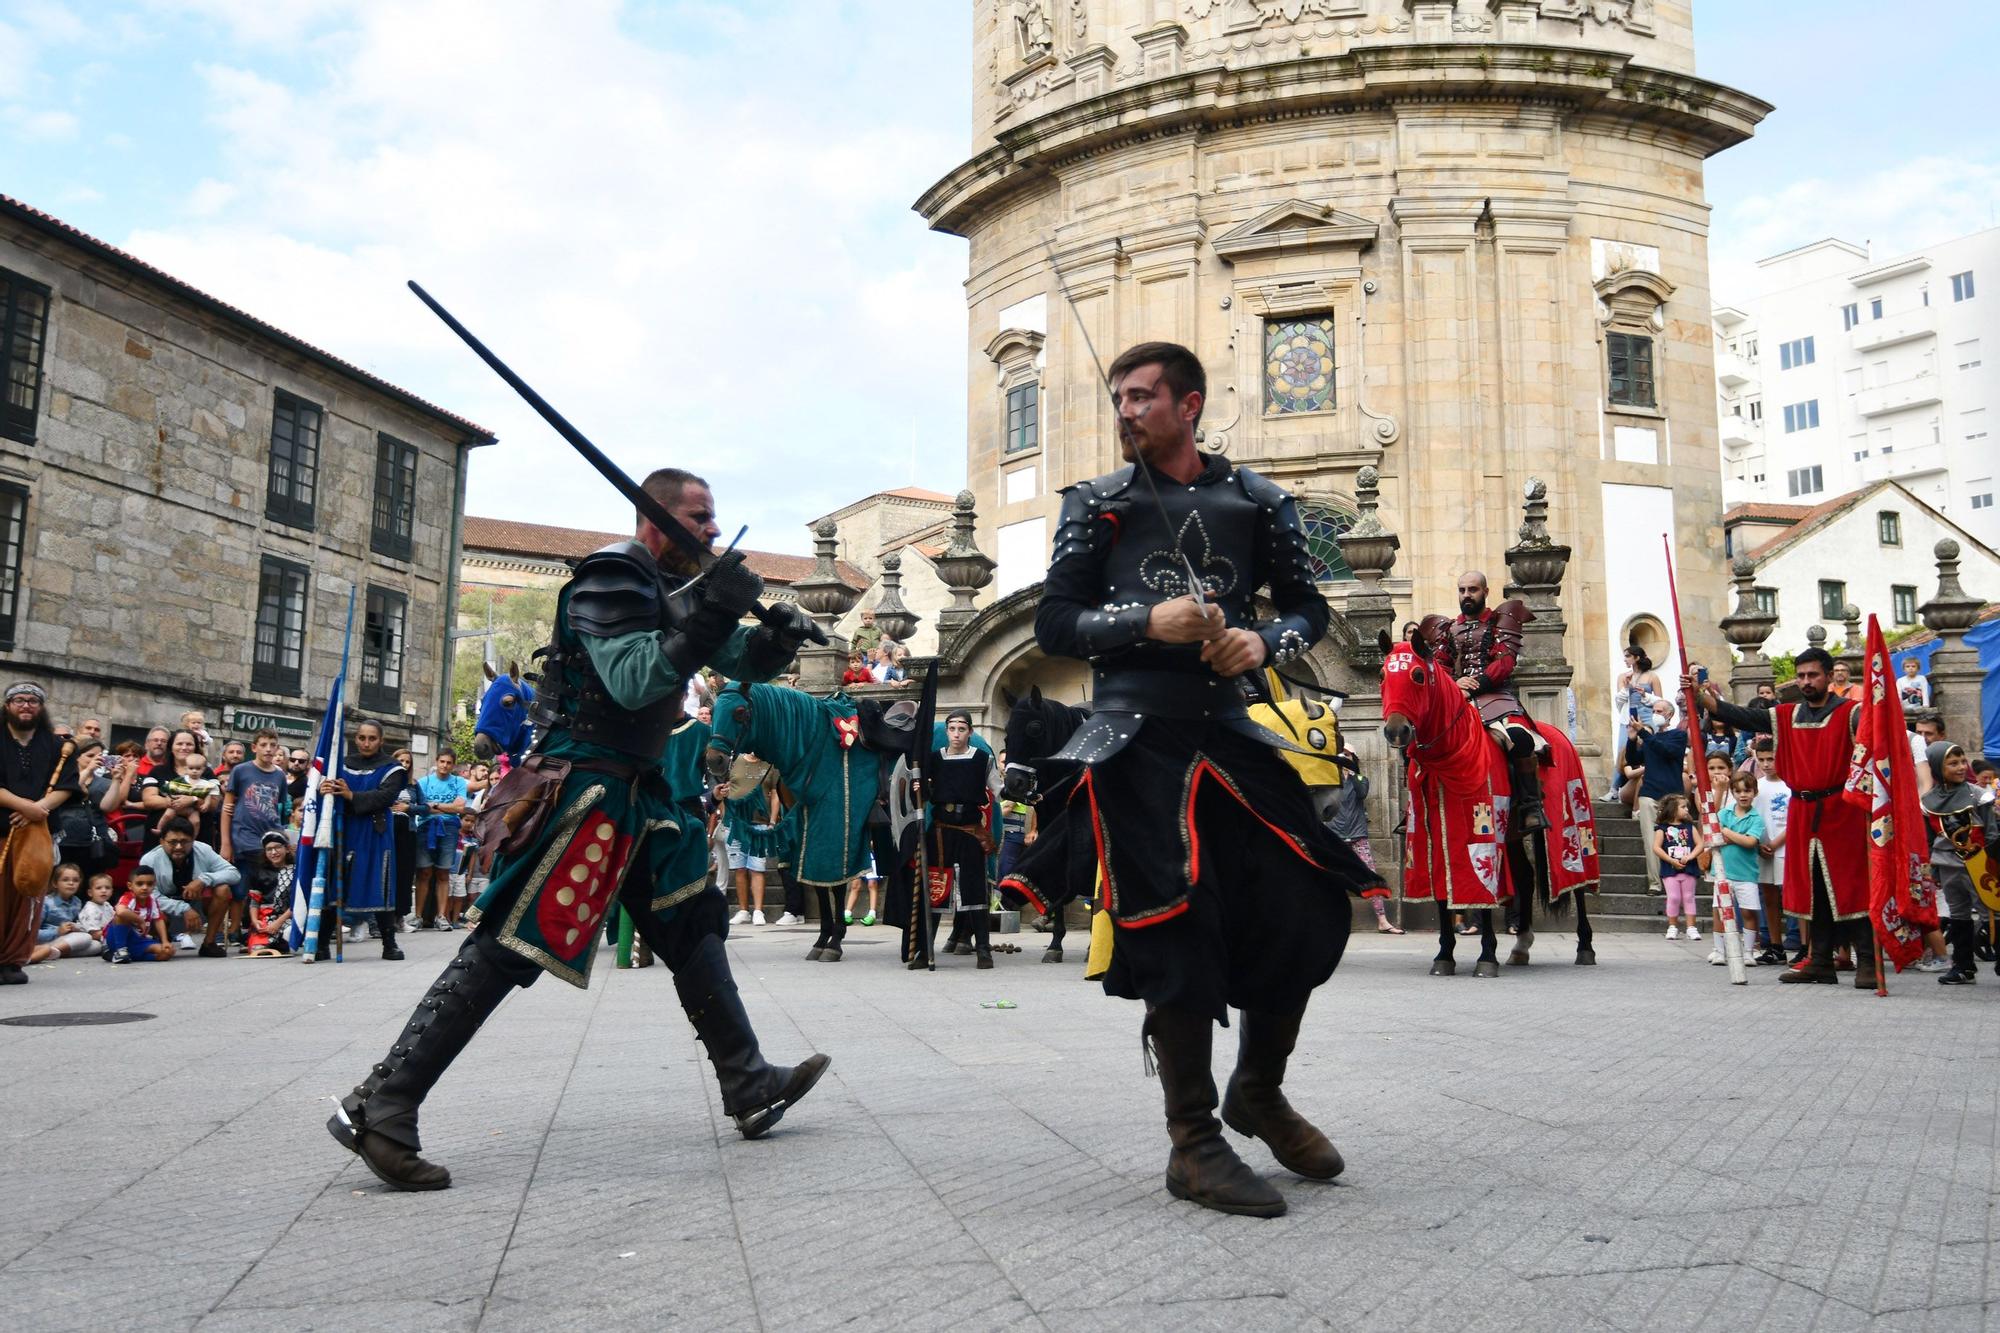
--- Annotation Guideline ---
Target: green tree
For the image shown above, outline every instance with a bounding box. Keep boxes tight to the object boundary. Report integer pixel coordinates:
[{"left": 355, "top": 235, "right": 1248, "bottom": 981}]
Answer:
[{"left": 451, "top": 586, "right": 560, "bottom": 728}]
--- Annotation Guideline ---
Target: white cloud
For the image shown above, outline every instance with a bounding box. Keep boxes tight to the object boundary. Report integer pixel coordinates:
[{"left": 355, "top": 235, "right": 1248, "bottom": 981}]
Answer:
[
  {"left": 1712, "top": 155, "right": 2000, "bottom": 301},
  {"left": 120, "top": 0, "right": 971, "bottom": 550},
  {"left": 9, "top": 106, "right": 78, "bottom": 140}
]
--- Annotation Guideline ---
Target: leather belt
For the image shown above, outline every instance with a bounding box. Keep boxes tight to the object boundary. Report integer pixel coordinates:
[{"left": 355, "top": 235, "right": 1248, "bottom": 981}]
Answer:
[{"left": 1091, "top": 667, "right": 1247, "bottom": 721}]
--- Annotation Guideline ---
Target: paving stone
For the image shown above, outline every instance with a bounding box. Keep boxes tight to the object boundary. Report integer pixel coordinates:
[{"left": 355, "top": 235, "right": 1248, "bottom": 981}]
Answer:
[{"left": 3, "top": 927, "right": 1998, "bottom": 1331}]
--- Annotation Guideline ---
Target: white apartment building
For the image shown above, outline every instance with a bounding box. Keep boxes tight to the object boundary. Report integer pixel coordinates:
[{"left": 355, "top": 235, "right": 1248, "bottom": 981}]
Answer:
[{"left": 1714, "top": 228, "right": 1999, "bottom": 549}]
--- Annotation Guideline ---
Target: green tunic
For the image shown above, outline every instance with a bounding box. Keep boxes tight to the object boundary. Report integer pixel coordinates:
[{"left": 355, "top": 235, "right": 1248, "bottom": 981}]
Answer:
[{"left": 468, "top": 583, "right": 767, "bottom": 989}]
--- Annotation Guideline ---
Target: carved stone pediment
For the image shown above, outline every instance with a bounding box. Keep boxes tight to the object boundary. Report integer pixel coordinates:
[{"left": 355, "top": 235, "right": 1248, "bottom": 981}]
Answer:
[
  {"left": 1212, "top": 200, "right": 1379, "bottom": 263},
  {"left": 983, "top": 327, "right": 1046, "bottom": 369}
]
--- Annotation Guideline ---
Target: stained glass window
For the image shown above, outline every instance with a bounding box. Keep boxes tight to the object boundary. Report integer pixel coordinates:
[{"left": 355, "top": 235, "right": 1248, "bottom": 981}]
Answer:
[
  {"left": 1298, "top": 503, "right": 1356, "bottom": 584},
  {"left": 1264, "top": 318, "right": 1336, "bottom": 415}
]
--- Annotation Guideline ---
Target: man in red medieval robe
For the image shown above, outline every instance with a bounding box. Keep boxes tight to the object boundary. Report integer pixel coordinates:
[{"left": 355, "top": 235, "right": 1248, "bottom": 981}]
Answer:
[{"left": 1693, "top": 647, "right": 1873, "bottom": 987}]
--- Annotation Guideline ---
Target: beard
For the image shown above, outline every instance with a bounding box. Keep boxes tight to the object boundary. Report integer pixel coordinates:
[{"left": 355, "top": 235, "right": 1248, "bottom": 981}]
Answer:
[{"left": 1458, "top": 597, "right": 1483, "bottom": 617}]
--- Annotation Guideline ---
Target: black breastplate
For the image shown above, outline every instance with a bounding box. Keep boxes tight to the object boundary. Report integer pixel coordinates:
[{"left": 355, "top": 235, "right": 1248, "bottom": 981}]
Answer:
[{"left": 1096, "top": 466, "right": 1263, "bottom": 673}]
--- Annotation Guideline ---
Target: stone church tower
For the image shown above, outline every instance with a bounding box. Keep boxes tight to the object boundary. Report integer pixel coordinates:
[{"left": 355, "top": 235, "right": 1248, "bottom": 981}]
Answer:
[{"left": 916, "top": 0, "right": 1768, "bottom": 767}]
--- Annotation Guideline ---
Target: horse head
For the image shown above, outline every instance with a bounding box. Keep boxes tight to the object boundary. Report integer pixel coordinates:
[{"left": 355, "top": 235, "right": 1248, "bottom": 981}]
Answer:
[
  {"left": 1379, "top": 639, "right": 1452, "bottom": 752},
  {"left": 1000, "top": 684, "right": 1087, "bottom": 802},
  {"left": 704, "top": 680, "right": 757, "bottom": 788}
]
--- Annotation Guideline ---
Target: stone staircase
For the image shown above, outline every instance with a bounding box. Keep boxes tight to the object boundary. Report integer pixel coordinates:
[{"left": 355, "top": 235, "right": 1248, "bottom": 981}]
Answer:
[{"left": 1587, "top": 798, "right": 1707, "bottom": 934}]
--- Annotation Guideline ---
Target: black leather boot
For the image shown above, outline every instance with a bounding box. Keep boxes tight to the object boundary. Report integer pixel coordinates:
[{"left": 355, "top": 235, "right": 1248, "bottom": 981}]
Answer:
[
  {"left": 326, "top": 935, "right": 521, "bottom": 1190},
  {"left": 1147, "top": 1005, "right": 1286, "bottom": 1218},
  {"left": 1509, "top": 746, "right": 1549, "bottom": 834},
  {"left": 675, "top": 935, "right": 829, "bottom": 1139},
  {"left": 1221, "top": 1004, "right": 1344, "bottom": 1180},
  {"left": 379, "top": 911, "right": 404, "bottom": 961}
]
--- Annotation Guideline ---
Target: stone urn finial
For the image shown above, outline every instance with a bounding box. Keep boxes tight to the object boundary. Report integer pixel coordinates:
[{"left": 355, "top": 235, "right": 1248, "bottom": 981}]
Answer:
[
  {"left": 1719, "top": 555, "right": 1777, "bottom": 661},
  {"left": 791, "top": 518, "right": 863, "bottom": 628},
  {"left": 1921, "top": 537, "right": 1983, "bottom": 635},
  {"left": 1334, "top": 466, "right": 1399, "bottom": 668},
  {"left": 870, "top": 550, "right": 920, "bottom": 643},
  {"left": 933, "top": 490, "right": 997, "bottom": 639}
]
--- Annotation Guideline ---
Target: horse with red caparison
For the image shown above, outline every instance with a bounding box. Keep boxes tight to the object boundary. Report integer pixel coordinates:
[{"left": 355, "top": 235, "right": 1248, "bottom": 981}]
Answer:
[{"left": 1377, "top": 630, "right": 1599, "bottom": 975}]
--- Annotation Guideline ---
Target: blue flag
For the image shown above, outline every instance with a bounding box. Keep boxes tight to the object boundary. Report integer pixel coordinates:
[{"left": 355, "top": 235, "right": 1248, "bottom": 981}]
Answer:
[{"left": 292, "top": 588, "right": 355, "bottom": 957}]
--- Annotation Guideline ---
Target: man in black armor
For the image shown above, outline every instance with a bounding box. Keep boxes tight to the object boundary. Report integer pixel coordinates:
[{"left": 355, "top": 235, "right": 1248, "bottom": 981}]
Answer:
[
  {"left": 1417, "top": 571, "right": 1548, "bottom": 833},
  {"left": 1008, "top": 341, "right": 1380, "bottom": 1218},
  {"left": 327, "top": 468, "right": 829, "bottom": 1191}
]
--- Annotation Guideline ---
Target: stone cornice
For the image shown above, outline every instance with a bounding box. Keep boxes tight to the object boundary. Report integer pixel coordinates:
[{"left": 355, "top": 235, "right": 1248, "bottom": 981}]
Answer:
[{"left": 915, "top": 43, "right": 1770, "bottom": 236}]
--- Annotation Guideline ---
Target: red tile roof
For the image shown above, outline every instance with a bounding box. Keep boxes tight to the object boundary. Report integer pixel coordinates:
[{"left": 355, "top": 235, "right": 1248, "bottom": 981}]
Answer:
[
  {"left": 1721, "top": 501, "right": 1816, "bottom": 525},
  {"left": 463, "top": 516, "right": 869, "bottom": 588},
  {"left": 0, "top": 194, "right": 495, "bottom": 443}
]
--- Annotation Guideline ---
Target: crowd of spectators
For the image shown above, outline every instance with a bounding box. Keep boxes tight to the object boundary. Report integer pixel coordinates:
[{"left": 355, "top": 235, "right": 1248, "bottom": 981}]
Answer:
[
  {"left": 1605, "top": 648, "right": 1997, "bottom": 978},
  {"left": 21, "top": 704, "right": 500, "bottom": 971}
]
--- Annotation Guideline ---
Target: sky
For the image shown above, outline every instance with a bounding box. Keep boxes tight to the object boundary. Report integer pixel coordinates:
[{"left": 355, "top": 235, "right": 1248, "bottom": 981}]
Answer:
[{"left": 4, "top": 0, "right": 1996, "bottom": 552}]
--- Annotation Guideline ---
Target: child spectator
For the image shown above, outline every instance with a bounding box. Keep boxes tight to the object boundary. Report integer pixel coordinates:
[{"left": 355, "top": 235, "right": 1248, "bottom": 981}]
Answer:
[
  {"left": 28, "top": 862, "right": 88, "bottom": 963},
  {"left": 1751, "top": 740, "right": 1794, "bottom": 964},
  {"left": 1898, "top": 656, "right": 1932, "bottom": 710},
  {"left": 69, "top": 873, "right": 116, "bottom": 957},
  {"left": 1696, "top": 751, "right": 1735, "bottom": 964},
  {"left": 840, "top": 651, "right": 872, "bottom": 687},
  {"left": 106, "top": 867, "right": 178, "bottom": 962},
  {"left": 1923, "top": 742, "right": 1999, "bottom": 986},
  {"left": 843, "top": 854, "right": 880, "bottom": 927},
  {"left": 1709, "top": 771, "right": 1766, "bottom": 966},
  {"left": 221, "top": 729, "right": 290, "bottom": 892},
  {"left": 1321, "top": 750, "right": 1402, "bottom": 934},
  {"left": 1972, "top": 759, "right": 1997, "bottom": 792},
  {"left": 243, "top": 832, "right": 296, "bottom": 955},
  {"left": 1652, "top": 794, "right": 1702, "bottom": 942},
  {"left": 147, "top": 738, "right": 222, "bottom": 846},
  {"left": 449, "top": 760, "right": 492, "bottom": 928},
  {"left": 412, "top": 749, "right": 470, "bottom": 931}
]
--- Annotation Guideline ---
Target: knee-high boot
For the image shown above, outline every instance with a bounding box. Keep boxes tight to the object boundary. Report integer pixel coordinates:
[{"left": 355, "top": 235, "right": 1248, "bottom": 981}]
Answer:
[
  {"left": 378, "top": 910, "right": 403, "bottom": 961},
  {"left": 1508, "top": 744, "right": 1549, "bottom": 834},
  {"left": 326, "top": 933, "right": 523, "bottom": 1190},
  {"left": 674, "top": 934, "right": 830, "bottom": 1139},
  {"left": 1221, "top": 1003, "right": 1344, "bottom": 1180},
  {"left": 1145, "top": 1004, "right": 1286, "bottom": 1218}
]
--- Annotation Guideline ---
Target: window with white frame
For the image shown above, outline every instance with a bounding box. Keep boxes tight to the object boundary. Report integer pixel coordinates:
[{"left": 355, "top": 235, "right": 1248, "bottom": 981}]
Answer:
[
  {"left": 1952, "top": 270, "right": 1976, "bottom": 302},
  {"left": 1787, "top": 465, "right": 1823, "bottom": 497},
  {"left": 1778, "top": 336, "right": 1815, "bottom": 370},
  {"left": 1782, "top": 400, "right": 1820, "bottom": 433},
  {"left": 1841, "top": 303, "right": 1859, "bottom": 331}
]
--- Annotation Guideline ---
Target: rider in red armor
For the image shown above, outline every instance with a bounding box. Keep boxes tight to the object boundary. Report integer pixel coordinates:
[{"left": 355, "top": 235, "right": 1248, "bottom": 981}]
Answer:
[{"left": 1416, "top": 571, "right": 1548, "bottom": 834}]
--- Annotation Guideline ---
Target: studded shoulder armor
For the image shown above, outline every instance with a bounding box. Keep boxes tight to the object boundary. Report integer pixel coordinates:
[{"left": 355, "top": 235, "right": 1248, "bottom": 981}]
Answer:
[
  {"left": 567, "top": 541, "right": 665, "bottom": 638},
  {"left": 1050, "top": 468, "right": 1136, "bottom": 564}
]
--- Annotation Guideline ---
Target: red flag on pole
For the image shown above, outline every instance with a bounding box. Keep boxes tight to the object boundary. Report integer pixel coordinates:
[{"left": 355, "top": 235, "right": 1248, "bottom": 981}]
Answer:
[{"left": 1843, "top": 615, "right": 1940, "bottom": 977}]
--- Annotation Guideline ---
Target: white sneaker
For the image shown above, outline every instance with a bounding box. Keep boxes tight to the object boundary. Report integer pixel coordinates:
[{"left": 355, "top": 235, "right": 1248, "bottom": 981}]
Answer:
[
  {"left": 776, "top": 912, "right": 802, "bottom": 925},
  {"left": 751, "top": 910, "right": 767, "bottom": 926},
  {"left": 1687, "top": 927, "right": 1701, "bottom": 940},
  {"left": 730, "top": 909, "right": 751, "bottom": 926},
  {"left": 1913, "top": 955, "right": 1950, "bottom": 973},
  {"left": 1743, "top": 948, "right": 1761, "bottom": 966},
  {"left": 1665, "top": 926, "right": 1680, "bottom": 940},
  {"left": 1708, "top": 948, "right": 1726, "bottom": 965},
  {"left": 175, "top": 932, "right": 197, "bottom": 949}
]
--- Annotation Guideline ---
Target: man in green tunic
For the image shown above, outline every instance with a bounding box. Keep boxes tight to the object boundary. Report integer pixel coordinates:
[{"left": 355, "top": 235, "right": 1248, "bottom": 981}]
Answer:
[{"left": 328, "top": 468, "right": 829, "bottom": 1191}]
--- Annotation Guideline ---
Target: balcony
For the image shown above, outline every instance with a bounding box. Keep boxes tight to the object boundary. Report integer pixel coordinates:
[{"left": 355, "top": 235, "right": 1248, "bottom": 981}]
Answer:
[
  {"left": 1856, "top": 370, "right": 1943, "bottom": 418},
  {"left": 1859, "top": 444, "right": 1948, "bottom": 485},
  {"left": 1715, "top": 347, "right": 1753, "bottom": 388},
  {"left": 1850, "top": 306, "right": 1936, "bottom": 354},
  {"left": 1720, "top": 417, "right": 1760, "bottom": 450}
]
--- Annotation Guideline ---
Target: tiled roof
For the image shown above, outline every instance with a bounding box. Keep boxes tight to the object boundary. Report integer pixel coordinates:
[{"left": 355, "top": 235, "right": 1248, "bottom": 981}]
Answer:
[
  {"left": 881, "top": 487, "right": 956, "bottom": 503},
  {"left": 0, "top": 194, "right": 495, "bottom": 443},
  {"left": 1721, "top": 501, "right": 1816, "bottom": 525},
  {"left": 463, "top": 516, "right": 868, "bottom": 588},
  {"left": 1743, "top": 488, "right": 1877, "bottom": 558}
]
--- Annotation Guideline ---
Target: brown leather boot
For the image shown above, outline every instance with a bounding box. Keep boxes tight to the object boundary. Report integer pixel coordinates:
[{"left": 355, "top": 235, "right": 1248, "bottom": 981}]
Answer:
[
  {"left": 1778, "top": 953, "right": 1838, "bottom": 984},
  {"left": 1853, "top": 946, "right": 1879, "bottom": 990},
  {"left": 1221, "top": 1005, "right": 1344, "bottom": 1180},
  {"left": 1146, "top": 1005, "right": 1286, "bottom": 1218}
]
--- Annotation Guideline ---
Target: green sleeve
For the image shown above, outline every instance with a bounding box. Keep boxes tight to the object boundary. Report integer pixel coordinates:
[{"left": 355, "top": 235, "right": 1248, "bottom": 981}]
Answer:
[
  {"left": 580, "top": 624, "right": 772, "bottom": 707},
  {"left": 708, "top": 625, "right": 780, "bottom": 682},
  {"left": 580, "top": 630, "right": 686, "bottom": 710}
]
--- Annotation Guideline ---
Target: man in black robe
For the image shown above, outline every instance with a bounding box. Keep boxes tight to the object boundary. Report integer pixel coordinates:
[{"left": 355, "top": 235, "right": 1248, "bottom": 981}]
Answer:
[{"left": 1006, "top": 341, "right": 1380, "bottom": 1218}]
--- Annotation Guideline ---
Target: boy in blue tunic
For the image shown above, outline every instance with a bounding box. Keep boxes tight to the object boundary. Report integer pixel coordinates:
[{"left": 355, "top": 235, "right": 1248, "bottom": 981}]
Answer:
[{"left": 328, "top": 469, "right": 827, "bottom": 1191}]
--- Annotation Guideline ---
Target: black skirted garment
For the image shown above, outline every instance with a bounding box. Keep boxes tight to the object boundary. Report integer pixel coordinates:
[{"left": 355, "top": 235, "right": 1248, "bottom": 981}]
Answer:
[{"left": 1003, "top": 454, "right": 1382, "bottom": 1023}]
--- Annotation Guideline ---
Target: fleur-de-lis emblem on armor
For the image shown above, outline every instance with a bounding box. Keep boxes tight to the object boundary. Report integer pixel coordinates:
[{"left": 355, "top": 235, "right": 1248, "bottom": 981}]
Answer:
[{"left": 1139, "top": 511, "right": 1238, "bottom": 599}]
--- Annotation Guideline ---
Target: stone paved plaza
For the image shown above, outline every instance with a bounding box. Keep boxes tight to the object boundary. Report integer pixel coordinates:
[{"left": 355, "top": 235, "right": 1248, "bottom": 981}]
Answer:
[{"left": 2, "top": 917, "right": 1996, "bottom": 1332}]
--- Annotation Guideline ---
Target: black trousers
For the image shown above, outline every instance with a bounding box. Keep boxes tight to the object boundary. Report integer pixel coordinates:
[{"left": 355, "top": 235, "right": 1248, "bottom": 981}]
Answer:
[{"left": 1806, "top": 865, "right": 1874, "bottom": 960}]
